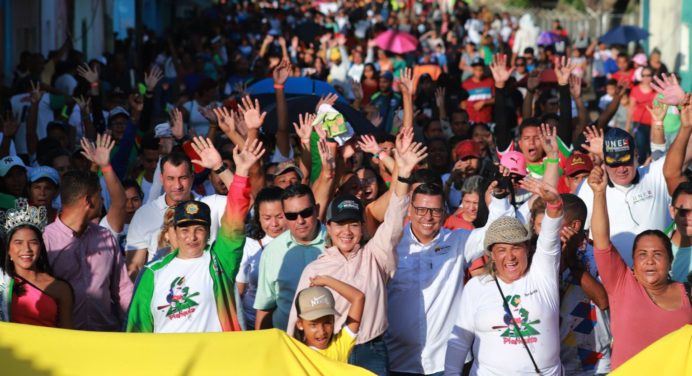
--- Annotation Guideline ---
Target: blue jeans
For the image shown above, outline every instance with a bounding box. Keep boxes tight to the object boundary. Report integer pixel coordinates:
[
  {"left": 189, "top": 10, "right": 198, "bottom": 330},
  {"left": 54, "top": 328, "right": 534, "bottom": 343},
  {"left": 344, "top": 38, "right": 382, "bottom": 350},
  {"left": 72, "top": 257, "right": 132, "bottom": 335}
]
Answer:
[
  {"left": 633, "top": 123, "right": 651, "bottom": 165},
  {"left": 349, "top": 336, "right": 389, "bottom": 376}
]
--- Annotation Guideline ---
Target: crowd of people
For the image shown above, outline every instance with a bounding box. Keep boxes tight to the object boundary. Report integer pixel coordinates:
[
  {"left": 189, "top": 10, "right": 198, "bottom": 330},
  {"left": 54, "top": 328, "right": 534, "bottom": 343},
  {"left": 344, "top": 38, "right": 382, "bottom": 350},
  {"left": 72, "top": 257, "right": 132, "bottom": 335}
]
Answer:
[{"left": 0, "top": 1, "right": 691, "bottom": 375}]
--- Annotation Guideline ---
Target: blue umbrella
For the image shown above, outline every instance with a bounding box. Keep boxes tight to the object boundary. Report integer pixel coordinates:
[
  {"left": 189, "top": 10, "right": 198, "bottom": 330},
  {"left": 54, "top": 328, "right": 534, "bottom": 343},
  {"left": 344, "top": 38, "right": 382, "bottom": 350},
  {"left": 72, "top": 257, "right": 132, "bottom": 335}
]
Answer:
[
  {"left": 247, "top": 77, "right": 345, "bottom": 99},
  {"left": 599, "top": 25, "right": 650, "bottom": 45},
  {"left": 537, "top": 31, "right": 561, "bottom": 46}
]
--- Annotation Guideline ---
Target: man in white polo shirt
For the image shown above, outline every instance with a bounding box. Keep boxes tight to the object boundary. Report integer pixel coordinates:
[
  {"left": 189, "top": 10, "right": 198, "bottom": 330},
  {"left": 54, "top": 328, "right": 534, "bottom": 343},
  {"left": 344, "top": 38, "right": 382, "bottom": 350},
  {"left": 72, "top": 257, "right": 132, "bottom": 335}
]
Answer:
[
  {"left": 577, "top": 127, "right": 672, "bottom": 266},
  {"left": 386, "top": 182, "right": 514, "bottom": 375},
  {"left": 125, "top": 147, "right": 230, "bottom": 280}
]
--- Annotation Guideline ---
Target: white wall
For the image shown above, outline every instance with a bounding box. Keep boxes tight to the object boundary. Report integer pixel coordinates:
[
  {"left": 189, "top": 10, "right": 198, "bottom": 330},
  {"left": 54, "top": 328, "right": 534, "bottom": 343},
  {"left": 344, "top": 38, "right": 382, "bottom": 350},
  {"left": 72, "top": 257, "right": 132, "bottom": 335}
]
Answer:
[
  {"left": 645, "top": 0, "right": 682, "bottom": 72},
  {"left": 73, "top": 0, "right": 106, "bottom": 60}
]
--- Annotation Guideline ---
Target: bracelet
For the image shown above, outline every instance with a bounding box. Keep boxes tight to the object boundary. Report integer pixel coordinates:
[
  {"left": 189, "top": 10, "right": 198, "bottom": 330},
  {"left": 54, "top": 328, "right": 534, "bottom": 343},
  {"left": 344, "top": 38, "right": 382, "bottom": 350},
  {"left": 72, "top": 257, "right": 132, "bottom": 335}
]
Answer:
[
  {"left": 653, "top": 121, "right": 663, "bottom": 126},
  {"left": 101, "top": 164, "right": 113, "bottom": 173},
  {"left": 397, "top": 175, "right": 414, "bottom": 184},
  {"left": 273, "top": 84, "right": 285, "bottom": 90},
  {"left": 546, "top": 200, "right": 563, "bottom": 210},
  {"left": 545, "top": 158, "right": 559, "bottom": 164},
  {"left": 213, "top": 164, "right": 227, "bottom": 175}
]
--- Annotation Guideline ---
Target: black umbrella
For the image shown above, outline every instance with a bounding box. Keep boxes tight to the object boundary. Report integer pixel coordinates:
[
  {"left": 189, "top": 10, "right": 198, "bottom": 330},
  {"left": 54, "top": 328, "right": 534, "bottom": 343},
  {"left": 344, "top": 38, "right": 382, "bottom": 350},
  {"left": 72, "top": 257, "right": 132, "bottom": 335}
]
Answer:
[{"left": 254, "top": 94, "right": 383, "bottom": 137}]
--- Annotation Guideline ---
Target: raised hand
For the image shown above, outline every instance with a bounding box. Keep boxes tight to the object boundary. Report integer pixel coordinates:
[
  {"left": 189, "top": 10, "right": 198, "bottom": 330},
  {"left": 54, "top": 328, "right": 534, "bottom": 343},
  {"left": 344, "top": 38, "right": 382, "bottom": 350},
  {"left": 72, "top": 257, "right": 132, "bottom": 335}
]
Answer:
[
  {"left": 144, "top": 65, "right": 164, "bottom": 92},
  {"left": 489, "top": 53, "right": 514, "bottom": 88},
  {"left": 651, "top": 73, "right": 686, "bottom": 106},
  {"left": 647, "top": 102, "right": 668, "bottom": 124},
  {"left": 538, "top": 123, "right": 557, "bottom": 157},
  {"left": 357, "top": 134, "right": 382, "bottom": 155},
  {"left": 73, "top": 95, "right": 91, "bottom": 114},
  {"left": 569, "top": 75, "right": 582, "bottom": 98},
  {"left": 239, "top": 96, "right": 267, "bottom": 130},
  {"left": 317, "top": 137, "right": 336, "bottom": 173},
  {"left": 76, "top": 63, "right": 99, "bottom": 83},
  {"left": 214, "top": 106, "right": 238, "bottom": 138},
  {"left": 398, "top": 67, "right": 414, "bottom": 96},
  {"left": 190, "top": 136, "right": 223, "bottom": 171},
  {"left": 1, "top": 111, "right": 18, "bottom": 137},
  {"left": 169, "top": 108, "right": 184, "bottom": 139},
  {"left": 351, "top": 79, "right": 363, "bottom": 100},
  {"left": 581, "top": 125, "right": 604, "bottom": 163},
  {"left": 80, "top": 133, "right": 115, "bottom": 167},
  {"left": 233, "top": 138, "right": 265, "bottom": 177},
  {"left": 233, "top": 81, "right": 248, "bottom": 97},
  {"left": 587, "top": 165, "right": 608, "bottom": 194},
  {"left": 434, "top": 87, "right": 446, "bottom": 109},
  {"left": 681, "top": 94, "right": 692, "bottom": 129},
  {"left": 273, "top": 58, "right": 292, "bottom": 86},
  {"left": 554, "top": 56, "right": 576, "bottom": 86},
  {"left": 527, "top": 70, "right": 541, "bottom": 92},
  {"left": 30, "top": 81, "right": 43, "bottom": 105},
  {"left": 394, "top": 142, "right": 428, "bottom": 177},
  {"left": 520, "top": 176, "right": 561, "bottom": 205},
  {"left": 232, "top": 109, "right": 248, "bottom": 137},
  {"left": 395, "top": 126, "right": 414, "bottom": 155},
  {"left": 315, "top": 93, "right": 339, "bottom": 112},
  {"left": 198, "top": 105, "right": 218, "bottom": 123},
  {"left": 368, "top": 112, "right": 383, "bottom": 128},
  {"left": 293, "top": 112, "right": 316, "bottom": 142},
  {"left": 128, "top": 93, "right": 144, "bottom": 113}
]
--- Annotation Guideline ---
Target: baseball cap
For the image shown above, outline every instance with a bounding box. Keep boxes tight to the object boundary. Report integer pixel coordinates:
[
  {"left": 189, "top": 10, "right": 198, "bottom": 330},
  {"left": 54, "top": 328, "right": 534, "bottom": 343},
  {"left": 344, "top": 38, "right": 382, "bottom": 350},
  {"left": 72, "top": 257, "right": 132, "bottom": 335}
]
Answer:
[
  {"left": 500, "top": 151, "right": 528, "bottom": 177},
  {"left": 0, "top": 156, "right": 27, "bottom": 177},
  {"left": 154, "top": 122, "right": 173, "bottom": 138},
  {"left": 563, "top": 154, "right": 594, "bottom": 177},
  {"left": 381, "top": 71, "right": 394, "bottom": 81},
  {"left": 603, "top": 127, "right": 634, "bottom": 167},
  {"left": 28, "top": 166, "right": 60, "bottom": 185},
  {"left": 455, "top": 140, "right": 481, "bottom": 160},
  {"left": 470, "top": 57, "right": 485, "bottom": 67},
  {"left": 274, "top": 161, "right": 304, "bottom": 180},
  {"left": 632, "top": 53, "right": 647, "bottom": 66},
  {"left": 173, "top": 200, "right": 211, "bottom": 227},
  {"left": 296, "top": 286, "right": 338, "bottom": 321},
  {"left": 326, "top": 194, "right": 364, "bottom": 223},
  {"left": 108, "top": 106, "right": 130, "bottom": 121}
]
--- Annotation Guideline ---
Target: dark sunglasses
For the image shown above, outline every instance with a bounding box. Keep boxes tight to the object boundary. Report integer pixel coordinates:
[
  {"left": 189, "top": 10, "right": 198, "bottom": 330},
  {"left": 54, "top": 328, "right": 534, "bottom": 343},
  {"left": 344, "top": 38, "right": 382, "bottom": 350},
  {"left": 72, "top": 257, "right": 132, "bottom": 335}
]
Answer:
[
  {"left": 673, "top": 206, "right": 691, "bottom": 217},
  {"left": 284, "top": 207, "right": 315, "bottom": 221}
]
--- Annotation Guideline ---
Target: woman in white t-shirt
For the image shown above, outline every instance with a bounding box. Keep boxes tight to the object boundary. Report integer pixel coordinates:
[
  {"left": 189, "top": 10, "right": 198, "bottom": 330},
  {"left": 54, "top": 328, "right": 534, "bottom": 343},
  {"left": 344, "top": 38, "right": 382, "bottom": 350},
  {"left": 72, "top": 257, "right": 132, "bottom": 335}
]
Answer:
[
  {"left": 445, "top": 178, "right": 564, "bottom": 376},
  {"left": 236, "top": 186, "right": 287, "bottom": 329}
]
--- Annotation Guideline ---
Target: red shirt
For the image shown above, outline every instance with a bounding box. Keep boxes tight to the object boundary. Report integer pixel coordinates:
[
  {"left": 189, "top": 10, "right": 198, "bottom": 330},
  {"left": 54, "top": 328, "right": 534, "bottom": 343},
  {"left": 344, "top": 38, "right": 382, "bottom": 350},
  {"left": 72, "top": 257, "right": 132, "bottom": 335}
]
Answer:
[
  {"left": 443, "top": 213, "right": 475, "bottom": 231},
  {"left": 462, "top": 77, "right": 495, "bottom": 123},
  {"left": 612, "top": 69, "right": 635, "bottom": 85},
  {"left": 630, "top": 85, "right": 656, "bottom": 126}
]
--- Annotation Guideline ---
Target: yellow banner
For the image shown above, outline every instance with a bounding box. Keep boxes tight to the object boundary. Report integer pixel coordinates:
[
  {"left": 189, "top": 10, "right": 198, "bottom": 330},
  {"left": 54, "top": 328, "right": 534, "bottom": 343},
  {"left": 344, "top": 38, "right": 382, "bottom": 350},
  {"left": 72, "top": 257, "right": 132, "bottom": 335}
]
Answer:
[
  {"left": 0, "top": 322, "right": 374, "bottom": 376},
  {"left": 611, "top": 324, "right": 691, "bottom": 375}
]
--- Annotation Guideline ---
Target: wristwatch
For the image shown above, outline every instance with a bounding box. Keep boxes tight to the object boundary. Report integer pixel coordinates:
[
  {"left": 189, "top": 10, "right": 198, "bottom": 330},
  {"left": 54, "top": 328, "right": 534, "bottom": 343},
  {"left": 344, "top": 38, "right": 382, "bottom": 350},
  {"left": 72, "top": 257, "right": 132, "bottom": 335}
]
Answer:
[{"left": 213, "top": 164, "right": 227, "bottom": 174}]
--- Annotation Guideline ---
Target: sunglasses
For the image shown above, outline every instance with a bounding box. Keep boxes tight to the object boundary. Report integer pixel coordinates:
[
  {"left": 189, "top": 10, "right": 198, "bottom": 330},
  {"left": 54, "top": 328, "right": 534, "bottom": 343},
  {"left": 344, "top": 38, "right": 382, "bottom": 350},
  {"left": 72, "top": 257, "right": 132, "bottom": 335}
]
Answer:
[
  {"left": 284, "top": 207, "right": 315, "bottom": 221},
  {"left": 673, "top": 206, "right": 691, "bottom": 217}
]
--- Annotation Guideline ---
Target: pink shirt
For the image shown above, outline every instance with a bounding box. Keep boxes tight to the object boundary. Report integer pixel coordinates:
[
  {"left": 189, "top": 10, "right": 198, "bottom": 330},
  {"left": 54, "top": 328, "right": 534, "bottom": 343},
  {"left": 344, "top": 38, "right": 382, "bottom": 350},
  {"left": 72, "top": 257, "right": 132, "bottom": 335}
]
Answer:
[
  {"left": 44, "top": 216, "right": 134, "bottom": 331},
  {"left": 287, "top": 193, "right": 409, "bottom": 343},
  {"left": 594, "top": 244, "right": 692, "bottom": 369}
]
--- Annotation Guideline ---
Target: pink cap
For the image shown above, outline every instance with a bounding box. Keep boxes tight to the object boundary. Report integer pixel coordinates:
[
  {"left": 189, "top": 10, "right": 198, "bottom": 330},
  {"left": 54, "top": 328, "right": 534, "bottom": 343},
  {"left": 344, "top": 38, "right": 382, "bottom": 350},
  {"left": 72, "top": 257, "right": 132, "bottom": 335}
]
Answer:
[
  {"left": 632, "top": 53, "right": 647, "bottom": 66},
  {"left": 500, "top": 150, "right": 528, "bottom": 176}
]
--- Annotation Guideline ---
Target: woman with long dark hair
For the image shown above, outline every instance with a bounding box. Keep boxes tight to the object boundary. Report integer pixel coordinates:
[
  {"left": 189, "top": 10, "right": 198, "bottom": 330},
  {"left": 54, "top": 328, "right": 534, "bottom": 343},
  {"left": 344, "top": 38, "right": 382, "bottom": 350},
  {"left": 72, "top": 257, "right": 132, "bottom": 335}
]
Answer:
[
  {"left": 236, "top": 186, "right": 287, "bottom": 329},
  {"left": 0, "top": 199, "right": 73, "bottom": 328}
]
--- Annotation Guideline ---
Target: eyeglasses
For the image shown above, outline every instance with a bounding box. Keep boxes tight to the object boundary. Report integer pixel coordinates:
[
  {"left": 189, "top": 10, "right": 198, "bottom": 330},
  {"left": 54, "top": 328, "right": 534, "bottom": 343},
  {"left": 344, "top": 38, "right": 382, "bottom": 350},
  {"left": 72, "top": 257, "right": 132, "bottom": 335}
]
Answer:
[
  {"left": 284, "top": 207, "right": 315, "bottom": 221},
  {"left": 673, "top": 206, "right": 691, "bottom": 217},
  {"left": 412, "top": 205, "right": 444, "bottom": 217}
]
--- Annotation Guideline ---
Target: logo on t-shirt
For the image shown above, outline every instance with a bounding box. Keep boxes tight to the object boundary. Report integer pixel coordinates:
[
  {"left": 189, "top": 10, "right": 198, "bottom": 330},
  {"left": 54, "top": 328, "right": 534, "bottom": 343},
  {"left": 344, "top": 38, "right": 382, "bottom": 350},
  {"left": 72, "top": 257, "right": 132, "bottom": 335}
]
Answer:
[
  {"left": 492, "top": 295, "right": 541, "bottom": 345},
  {"left": 157, "top": 276, "right": 200, "bottom": 320}
]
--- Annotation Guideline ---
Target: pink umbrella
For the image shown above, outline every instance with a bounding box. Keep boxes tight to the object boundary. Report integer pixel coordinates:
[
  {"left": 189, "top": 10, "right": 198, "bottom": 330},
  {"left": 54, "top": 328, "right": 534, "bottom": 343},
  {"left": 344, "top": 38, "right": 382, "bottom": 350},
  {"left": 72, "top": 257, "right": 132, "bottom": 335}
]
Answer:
[{"left": 374, "top": 30, "right": 419, "bottom": 54}]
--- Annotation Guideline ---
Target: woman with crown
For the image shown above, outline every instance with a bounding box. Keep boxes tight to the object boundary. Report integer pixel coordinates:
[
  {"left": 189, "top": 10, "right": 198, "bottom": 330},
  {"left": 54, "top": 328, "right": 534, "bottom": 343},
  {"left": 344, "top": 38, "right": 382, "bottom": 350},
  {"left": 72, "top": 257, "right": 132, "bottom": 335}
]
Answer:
[{"left": 0, "top": 198, "right": 73, "bottom": 328}]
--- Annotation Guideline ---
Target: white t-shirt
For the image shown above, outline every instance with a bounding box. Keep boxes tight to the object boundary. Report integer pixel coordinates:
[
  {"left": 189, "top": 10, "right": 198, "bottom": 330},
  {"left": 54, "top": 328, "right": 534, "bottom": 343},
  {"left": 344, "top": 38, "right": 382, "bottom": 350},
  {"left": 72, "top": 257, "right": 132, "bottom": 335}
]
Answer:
[
  {"left": 445, "top": 214, "right": 563, "bottom": 376},
  {"left": 577, "top": 157, "right": 672, "bottom": 266},
  {"left": 99, "top": 216, "right": 129, "bottom": 252},
  {"left": 10, "top": 93, "right": 31, "bottom": 154},
  {"left": 236, "top": 234, "right": 274, "bottom": 328},
  {"left": 126, "top": 193, "right": 224, "bottom": 262},
  {"left": 151, "top": 252, "right": 222, "bottom": 333}
]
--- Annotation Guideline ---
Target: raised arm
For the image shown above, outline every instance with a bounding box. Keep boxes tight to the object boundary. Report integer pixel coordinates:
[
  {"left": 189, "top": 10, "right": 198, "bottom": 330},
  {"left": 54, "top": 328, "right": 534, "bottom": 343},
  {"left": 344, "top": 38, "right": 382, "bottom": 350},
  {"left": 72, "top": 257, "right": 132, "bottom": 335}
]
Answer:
[
  {"left": 312, "top": 134, "right": 337, "bottom": 222},
  {"left": 239, "top": 96, "right": 266, "bottom": 144},
  {"left": 538, "top": 123, "right": 560, "bottom": 189},
  {"left": 80, "top": 134, "right": 126, "bottom": 233},
  {"left": 77, "top": 63, "right": 106, "bottom": 134},
  {"left": 189, "top": 136, "right": 234, "bottom": 192},
  {"left": 139, "top": 66, "right": 163, "bottom": 134},
  {"left": 648, "top": 102, "right": 668, "bottom": 161},
  {"left": 663, "top": 94, "right": 692, "bottom": 194},
  {"left": 554, "top": 56, "right": 576, "bottom": 146},
  {"left": 214, "top": 106, "right": 246, "bottom": 148},
  {"left": 0, "top": 112, "right": 18, "bottom": 157},
  {"left": 74, "top": 95, "right": 95, "bottom": 141},
  {"left": 310, "top": 275, "right": 365, "bottom": 334},
  {"left": 569, "top": 75, "right": 588, "bottom": 138},
  {"left": 489, "top": 53, "right": 515, "bottom": 151},
  {"left": 293, "top": 113, "right": 317, "bottom": 184},
  {"left": 398, "top": 67, "right": 414, "bottom": 130},
  {"left": 273, "top": 59, "right": 292, "bottom": 158},
  {"left": 522, "top": 71, "right": 541, "bottom": 120},
  {"left": 26, "top": 81, "right": 42, "bottom": 156},
  {"left": 595, "top": 80, "right": 627, "bottom": 130}
]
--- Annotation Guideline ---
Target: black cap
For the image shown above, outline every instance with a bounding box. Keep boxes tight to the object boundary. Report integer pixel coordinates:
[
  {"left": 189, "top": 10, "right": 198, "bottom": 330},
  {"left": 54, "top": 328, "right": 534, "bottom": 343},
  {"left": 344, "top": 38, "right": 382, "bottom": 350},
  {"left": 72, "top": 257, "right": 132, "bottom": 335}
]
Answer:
[
  {"left": 173, "top": 200, "right": 211, "bottom": 227},
  {"left": 603, "top": 127, "right": 634, "bottom": 167},
  {"left": 326, "top": 195, "right": 364, "bottom": 223},
  {"left": 470, "top": 57, "right": 485, "bottom": 67}
]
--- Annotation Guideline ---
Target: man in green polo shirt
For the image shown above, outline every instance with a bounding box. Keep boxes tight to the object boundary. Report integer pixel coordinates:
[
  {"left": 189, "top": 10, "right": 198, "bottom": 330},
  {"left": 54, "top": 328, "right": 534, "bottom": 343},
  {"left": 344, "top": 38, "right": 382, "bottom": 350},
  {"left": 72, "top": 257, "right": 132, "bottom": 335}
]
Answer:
[{"left": 254, "top": 184, "right": 326, "bottom": 330}]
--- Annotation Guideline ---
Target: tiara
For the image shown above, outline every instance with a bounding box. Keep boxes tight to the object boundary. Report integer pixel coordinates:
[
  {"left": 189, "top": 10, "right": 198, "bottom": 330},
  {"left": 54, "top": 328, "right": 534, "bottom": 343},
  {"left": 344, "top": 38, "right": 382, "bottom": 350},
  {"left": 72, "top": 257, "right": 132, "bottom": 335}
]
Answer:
[{"left": 0, "top": 198, "right": 48, "bottom": 237}]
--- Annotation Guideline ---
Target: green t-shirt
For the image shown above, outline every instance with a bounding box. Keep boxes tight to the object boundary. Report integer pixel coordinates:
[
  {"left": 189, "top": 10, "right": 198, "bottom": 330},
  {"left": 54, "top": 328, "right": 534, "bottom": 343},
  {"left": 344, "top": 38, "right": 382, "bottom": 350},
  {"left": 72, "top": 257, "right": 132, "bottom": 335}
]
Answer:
[{"left": 0, "top": 193, "right": 17, "bottom": 210}]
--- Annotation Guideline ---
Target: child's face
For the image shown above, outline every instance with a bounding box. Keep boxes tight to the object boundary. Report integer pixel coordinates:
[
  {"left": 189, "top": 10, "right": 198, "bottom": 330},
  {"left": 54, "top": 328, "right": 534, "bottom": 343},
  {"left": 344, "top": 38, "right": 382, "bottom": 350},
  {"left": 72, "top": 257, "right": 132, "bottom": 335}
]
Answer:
[
  {"left": 606, "top": 84, "right": 616, "bottom": 96},
  {"left": 298, "top": 315, "right": 335, "bottom": 349}
]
